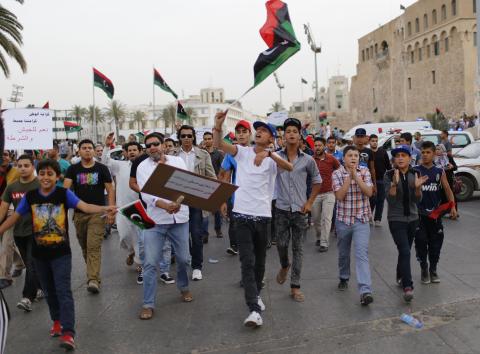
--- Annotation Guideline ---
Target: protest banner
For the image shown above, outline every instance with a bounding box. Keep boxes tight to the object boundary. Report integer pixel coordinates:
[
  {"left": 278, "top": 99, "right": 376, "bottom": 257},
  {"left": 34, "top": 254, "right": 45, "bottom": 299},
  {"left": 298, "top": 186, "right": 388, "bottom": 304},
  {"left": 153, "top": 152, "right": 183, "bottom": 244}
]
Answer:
[
  {"left": 267, "top": 111, "right": 288, "bottom": 126},
  {"left": 3, "top": 109, "right": 53, "bottom": 150}
]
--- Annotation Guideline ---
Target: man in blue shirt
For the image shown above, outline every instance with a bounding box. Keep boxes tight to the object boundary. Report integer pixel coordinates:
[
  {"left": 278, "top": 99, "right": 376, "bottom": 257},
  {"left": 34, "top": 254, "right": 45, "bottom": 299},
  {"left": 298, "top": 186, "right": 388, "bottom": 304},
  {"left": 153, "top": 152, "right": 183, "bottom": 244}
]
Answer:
[{"left": 326, "top": 136, "right": 343, "bottom": 163}]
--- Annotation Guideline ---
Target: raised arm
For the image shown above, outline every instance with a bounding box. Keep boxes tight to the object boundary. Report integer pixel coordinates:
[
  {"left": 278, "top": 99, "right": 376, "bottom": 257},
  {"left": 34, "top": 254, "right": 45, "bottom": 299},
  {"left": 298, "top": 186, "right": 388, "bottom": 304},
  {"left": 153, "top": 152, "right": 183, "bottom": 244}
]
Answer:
[
  {"left": 0, "top": 212, "right": 21, "bottom": 235},
  {"left": 213, "top": 111, "right": 237, "bottom": 156}
]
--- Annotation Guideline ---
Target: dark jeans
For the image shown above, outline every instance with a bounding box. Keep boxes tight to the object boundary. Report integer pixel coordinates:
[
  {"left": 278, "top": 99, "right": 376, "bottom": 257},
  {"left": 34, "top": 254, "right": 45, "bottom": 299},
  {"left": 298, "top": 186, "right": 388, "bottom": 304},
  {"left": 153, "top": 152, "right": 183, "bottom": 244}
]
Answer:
[
  {"left": 202, "top": 212, "right": 222, "bottom": 235},
  {"left": 34, "top": 254, "right": 75, "bottom": 336},
  {"left": 267, "top": 200, "right": 277, "bottom": 244},
  {"left": 227, "top": 200, "right": 237, "bottom": 248},
  {"left": 189, "top": 207, "right": 204, "bottom": 270},
  {"left": 234, "top": 214, "right": 269, "bottom": 313},
  {"left": 415, "top": 215, "right": 444, "bottom": 271},
  {"left": 14, "top": 236, "right": 41, "bottom": 301},
  {"left": 389, "top": 220, "right": 418, "bottom": 289},
  {"left": 370, "top": 180, "right": 386, "bottom": 221}
]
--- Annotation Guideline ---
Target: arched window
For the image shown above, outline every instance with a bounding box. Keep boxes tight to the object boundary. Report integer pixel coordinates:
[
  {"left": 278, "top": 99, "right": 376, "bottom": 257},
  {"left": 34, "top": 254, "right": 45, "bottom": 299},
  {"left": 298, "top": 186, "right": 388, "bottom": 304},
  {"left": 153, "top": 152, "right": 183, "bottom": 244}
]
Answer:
[
  {"left": 433, "top": 9, "right": 438, "bottom": 25},
  {"left": 374, "top": 43, "right": 378, "bottom": 54},
  {"left": 452, "top": 0, "right": 457, "bottom": 16},
  {"left": 408, "top": 22, "right": 412, "bottom": 36},
  {"left": 362, "top": 49, "right": 365, "bottom": 61},
  {"left": 441, "top": 31, "right": 448, "bottom": 52},
  {"left": 441, "top": 4, "right": 447, "bottom": 20},
  {"left": 424, "top": 14, "right": 428, "bottom": 29},
  {"left": 415, "top": 18, "right": 420, "bottom": 33},
  {"left": 415, "top": 42, "right": 422, "bottom": 61},
  {"left": 433, "top": 35, "right": 440, "bottom": 55}
]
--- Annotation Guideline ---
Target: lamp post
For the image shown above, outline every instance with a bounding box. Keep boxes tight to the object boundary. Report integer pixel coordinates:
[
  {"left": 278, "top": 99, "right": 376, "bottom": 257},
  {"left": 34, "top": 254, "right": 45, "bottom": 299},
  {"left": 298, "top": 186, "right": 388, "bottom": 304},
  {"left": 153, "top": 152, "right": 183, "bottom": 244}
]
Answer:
[
  {"left": 476, "top": 0, "right": 480, "bottom": 137},
  {"left": 8, "top": 84, "right": 24, "bottom": 108},
  {"left": 304, "top": 23, "right": 322, "bottom": 133}
]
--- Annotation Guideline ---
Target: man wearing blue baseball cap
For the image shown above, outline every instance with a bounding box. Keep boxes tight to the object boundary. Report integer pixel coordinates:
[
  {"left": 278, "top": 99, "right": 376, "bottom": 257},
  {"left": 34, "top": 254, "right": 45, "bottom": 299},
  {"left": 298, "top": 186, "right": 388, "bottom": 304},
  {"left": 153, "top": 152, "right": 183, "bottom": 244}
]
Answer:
[{"left": 212, "top": 112, "right": 293, "bottom": 328}]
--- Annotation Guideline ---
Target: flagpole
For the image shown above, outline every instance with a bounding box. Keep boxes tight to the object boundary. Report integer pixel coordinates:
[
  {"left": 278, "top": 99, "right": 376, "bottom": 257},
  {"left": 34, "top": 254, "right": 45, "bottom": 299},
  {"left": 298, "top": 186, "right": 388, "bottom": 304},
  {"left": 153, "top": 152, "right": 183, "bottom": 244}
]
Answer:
[
  {"left": 301, "top": 80, "right": 304, "bottom": 102},
  {"left": 152, "top": 66, "right": 156, "bottom": 131},
  {"left": 92, "top": 67, "right": 97, "bottom": 143}
]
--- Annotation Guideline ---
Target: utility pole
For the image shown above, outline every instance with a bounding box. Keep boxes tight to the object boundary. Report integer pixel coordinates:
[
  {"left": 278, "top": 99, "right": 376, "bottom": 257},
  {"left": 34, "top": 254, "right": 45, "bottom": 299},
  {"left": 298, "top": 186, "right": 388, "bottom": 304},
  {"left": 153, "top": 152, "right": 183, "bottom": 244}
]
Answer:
[
  {"left": 273, "top": 72, "right": 285, "bottom": 109},
  {"left": 8, "top": 84, "right": 24, "bottom": 108},
  {"left": 476, "top": 0, "right": 480, "bottom": 137},
  {"left": 304, "top": 23, "right": 322, "bottom": 133}
]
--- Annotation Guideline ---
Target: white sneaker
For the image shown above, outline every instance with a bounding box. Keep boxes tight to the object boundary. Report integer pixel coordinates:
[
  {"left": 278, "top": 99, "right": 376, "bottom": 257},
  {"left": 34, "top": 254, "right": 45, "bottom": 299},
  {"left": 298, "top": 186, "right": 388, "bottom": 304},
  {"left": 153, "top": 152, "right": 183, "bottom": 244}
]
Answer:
[
  {"left": 257, "top": 296, "right": 266, "bottom": 311},
  {"left": 374, "top": 220, "right": 382, "bottom": 227},
  {"left": 17, "top": 298, "right": 32, "bottom": 312},
  {"left": 244, "top": 311, "right": 263, "bottom": 328},
  {"left": 192, "top": 269, "right": 203, "bottom": 281}
]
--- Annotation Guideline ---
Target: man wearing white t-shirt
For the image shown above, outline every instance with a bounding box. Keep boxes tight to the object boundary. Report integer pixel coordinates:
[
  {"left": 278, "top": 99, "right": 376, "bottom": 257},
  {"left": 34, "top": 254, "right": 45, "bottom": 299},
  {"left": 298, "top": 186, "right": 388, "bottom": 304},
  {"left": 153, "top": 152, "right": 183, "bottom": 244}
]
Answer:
[{"left": 213, "top": 112, "right": 293, "bottom": 328}]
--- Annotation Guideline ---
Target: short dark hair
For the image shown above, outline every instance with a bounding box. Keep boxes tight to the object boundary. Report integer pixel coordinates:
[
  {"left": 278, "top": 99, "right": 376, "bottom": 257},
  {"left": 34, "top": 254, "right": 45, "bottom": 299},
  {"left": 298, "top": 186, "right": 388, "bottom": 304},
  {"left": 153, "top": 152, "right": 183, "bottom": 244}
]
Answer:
[
  {"left": 343, "top": 145, "right": 359, "bottom": 155},
  {"left": 369, "top": 134, "right": 378, "bottom": 140},
  {"left": 17, "top": 154, "right": 34, "bottom": 164},
  {"left": 123, "top": 142, "right": 142, "bottom": 152},
  {"left": 203, "top": 131, "right": 213, "bottom": 138},
  {"left": 441, "top": 130, "right": 449, "bottom": 136},
  {"left": 144, "top": 132, "right": 164, "bottom": 144},
  {"left": 314, "top": 137, "right": 326, "bottom": 144},
  {"left": 165, "top": 138, "right": 175, "bottom": 144},
  {"left": 177, "top": 125, "right": 197, "bottom": 145},
  {"left": 52, "top": 142, "right": 59, "bottom": 150},
  {"left": 36, "top": 159, "right": 61, "bottom": 176},
  {"left": 400, "top": 132, "right": 413, "bottom": 143},
  {"left": 326, "top": 136, "right": 336, "bottom": 143},
  {"left": 421, "top": 141, "right": 436, "bottom": 152},
  {"left": 78, "top": 139, "right": 95, "bottom": 149}
]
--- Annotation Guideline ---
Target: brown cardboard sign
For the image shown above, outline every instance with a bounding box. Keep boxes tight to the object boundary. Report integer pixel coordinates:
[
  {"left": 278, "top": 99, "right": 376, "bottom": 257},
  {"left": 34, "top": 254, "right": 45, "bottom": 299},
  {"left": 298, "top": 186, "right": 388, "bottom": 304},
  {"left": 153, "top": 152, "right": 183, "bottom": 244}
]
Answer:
[{"left": 141, "top": 163, "right": 237, "bottom": 212}]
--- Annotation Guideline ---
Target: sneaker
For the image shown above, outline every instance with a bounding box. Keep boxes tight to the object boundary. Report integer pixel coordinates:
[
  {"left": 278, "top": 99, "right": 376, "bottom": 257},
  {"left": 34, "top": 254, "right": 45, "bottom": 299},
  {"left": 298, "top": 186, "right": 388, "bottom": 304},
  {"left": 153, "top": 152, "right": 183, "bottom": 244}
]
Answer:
[
  {"left": 136, "top": 268, "right": 143, "bottom": 285},
  {"left": 315, "top": 240, "right": 320, "bottom": 247},
  {"left": 244, "top": 311, "right": 263, "bottom": 328},
  {"left": 261, "top": 279, "right": 266, "bottom": 289},
  {"left": 17, "top": 298, "right": 32, "bottom": 312},
  {"left": 403, "top": 287, "right": 414, "bottom": 302},
  {"left": 430, "top": 271, "right": 440, "bottom": 283},
  {"left": 421, "top": 267, "right": 431, "bottom": 284},
  {"left": 202, "top": 235, "right": 209, "bottom": 244},
  {"left": 396, "top": 278, "right": 402, "bottom": 288},
  {"left": 271, "top": 240, "right": 277, "bottom": 246},
  {"left": 59, "top": 332, "right": 75, "bottom": 351},
  {"left": 360, "top": 292, "right": 374, "bottom": 306},
  {"left": 374, "top": 220, "right": 382, "bottom": 227},
  {"left": 319, "top": 245, "right": 329, "bottom": 253},
  {"left": 338, "top": 279, "right": 348, "bottom": 291},
  {"left": 226, "top": 247, "right": 238, "bottom": 255},
  {"left": 50, "top": 320, "right": 62, "bottom": 337},
  {"left": 160, "top": 273, "right": 175, "bottom": 284},
  {"left": 0, "top": 279, "right": 12, "bottom": 289},
  {"left": 35, "top": 289, "right": 45, "bottom": 302},
  {"left": 11, "top": 268, "right": 23, "bottom": 278},
  {"left": 215, "top": 230, "right": 223, "bottom": 238},
  {"left": 87, "top": 280, "right": 100, "bottom": 294},
  {"left": 192, "top": 269, "right": 203, "bottom": 281},
  {"left": 257, "top": 296, "right": 266, "bottom": 311}
]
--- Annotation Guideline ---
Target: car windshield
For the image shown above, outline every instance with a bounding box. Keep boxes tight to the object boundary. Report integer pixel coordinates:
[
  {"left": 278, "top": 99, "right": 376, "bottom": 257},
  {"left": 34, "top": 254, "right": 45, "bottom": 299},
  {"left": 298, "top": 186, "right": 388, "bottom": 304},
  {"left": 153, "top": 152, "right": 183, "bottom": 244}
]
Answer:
[{"left": 455, "top": 143, "right": 480, "bottom": 159}]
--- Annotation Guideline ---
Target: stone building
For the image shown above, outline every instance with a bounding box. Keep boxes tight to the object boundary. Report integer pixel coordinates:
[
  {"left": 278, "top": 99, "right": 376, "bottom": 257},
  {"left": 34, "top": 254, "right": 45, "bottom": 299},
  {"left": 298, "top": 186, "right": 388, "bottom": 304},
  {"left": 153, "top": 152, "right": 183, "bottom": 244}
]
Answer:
[
  {"left": 350, "top": 0, "right": 477, "bottom": 123},
  {"left": 328, "top": 76, "right": 350, "bottom": 112}
]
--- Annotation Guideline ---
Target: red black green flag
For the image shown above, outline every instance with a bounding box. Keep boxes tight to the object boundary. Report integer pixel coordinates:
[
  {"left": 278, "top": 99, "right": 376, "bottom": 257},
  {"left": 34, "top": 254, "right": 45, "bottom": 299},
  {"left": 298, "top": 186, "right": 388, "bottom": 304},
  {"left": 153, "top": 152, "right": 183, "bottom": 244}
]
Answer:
[
  {"left": 177, "top": 101, "right": 188, "bottom": 120},
  {"left": 154, "top": 69, "right": 178, "bottom": 99},
  {"left": 119, "top": 200, "right": 155, "bottom": 230},
  {"left": 64, "top": 121, "right": 82, "bottom": 133},
  {"left": 253, "top": 0, "right": 300, "bottom": 88},
  {"left": 93, "top": 68, "right": 114, "bottom": 99}
]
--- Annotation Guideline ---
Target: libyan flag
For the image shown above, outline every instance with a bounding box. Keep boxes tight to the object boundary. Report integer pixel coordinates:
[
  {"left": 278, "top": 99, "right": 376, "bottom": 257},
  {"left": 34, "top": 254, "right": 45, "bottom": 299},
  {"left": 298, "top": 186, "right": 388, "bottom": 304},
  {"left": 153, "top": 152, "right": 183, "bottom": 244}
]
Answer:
[
  {"left": 253, "top": 0, "right": 300, "bottom": 88},
  {"left": 120, "top": 200, "right": 155, "bottom": 230},
  {"left": 93, "top": 68, "right": 114, "bottom": 99},
  {"left": 154, "top": 69, "right": 178, "bottom": 99},
  {"left": 177, "top": 101, "right": 188, "bottom": 120},
  {"left": 64, "top": 121, "right": 82, "bottom": 133}
]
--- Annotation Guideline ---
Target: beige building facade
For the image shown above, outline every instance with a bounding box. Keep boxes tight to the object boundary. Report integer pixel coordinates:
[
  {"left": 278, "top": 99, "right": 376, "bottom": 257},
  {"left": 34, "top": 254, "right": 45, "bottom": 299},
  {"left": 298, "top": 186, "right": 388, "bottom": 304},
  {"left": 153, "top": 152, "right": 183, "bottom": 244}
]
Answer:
[{"left": 350, "top": 0, "right": 477, "bottom": 123}]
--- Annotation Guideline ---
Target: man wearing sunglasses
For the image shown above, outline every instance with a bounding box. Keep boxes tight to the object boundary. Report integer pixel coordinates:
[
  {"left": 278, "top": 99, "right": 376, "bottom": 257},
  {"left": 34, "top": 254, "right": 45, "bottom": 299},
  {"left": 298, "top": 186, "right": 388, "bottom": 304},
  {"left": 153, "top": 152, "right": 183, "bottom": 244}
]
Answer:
[
  {"left": 213, "top": 112, "right": 293, "bottom": 328},
  {"left": 136, "top": 133, "right": 192, "bottom": 320},
  {"left": 170, "top": 125, "right": 216, "bottom": 282}
]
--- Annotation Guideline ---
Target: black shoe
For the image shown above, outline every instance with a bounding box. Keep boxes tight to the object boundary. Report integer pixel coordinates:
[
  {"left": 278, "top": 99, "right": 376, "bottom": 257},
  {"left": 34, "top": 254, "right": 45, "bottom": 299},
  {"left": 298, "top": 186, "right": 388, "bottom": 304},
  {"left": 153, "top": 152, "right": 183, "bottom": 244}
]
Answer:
[
  {"left": 315, "top": 240, "right": 320, "bottom": 247},
  {"left": 360, "top": 293, "right": 374, "bottom": 306},
  {"left": 271, "top": 240, "right": 277, "bottom": 246},
  {"left": 203, "top": 235, "right": 209, "bottom": 244},
  {"left": 430, "top": 271, "right": 440, "bottom": 283},
  {"left": 0, "top": 279, "right": 12, "bottom": 289},
  {"left": 319, "top": 246, "right": 329, "bottom": 253},
  {"left": 226, "top": 247, "right": 238, "bottom": 255},
  {"left": 137, "top": 267, "right": 143, "bottom": 285},
  {"left": 421, "top": 266, "right": 431, "bottom": 284},
  {"left": 338, "top": 279, "right": 348, "bottom": 291},
  {"left": 11, "top": 268, "right": 23, "bottom": 278},
  {"left": 215, "top": 230, "right": 223, "bottom": 238}
]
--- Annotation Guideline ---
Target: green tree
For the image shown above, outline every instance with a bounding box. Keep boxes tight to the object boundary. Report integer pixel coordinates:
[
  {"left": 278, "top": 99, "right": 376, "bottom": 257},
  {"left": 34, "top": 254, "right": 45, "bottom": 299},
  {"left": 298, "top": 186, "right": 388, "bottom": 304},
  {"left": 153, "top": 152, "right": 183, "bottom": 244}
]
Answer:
[
  {"left": 86, "top": 105, "right": 104, "bottom": 124},
  {"left": 132, "top": 110, "right": 146, "bottom": 130},
  {"left": 0, "top": 0, "right": 27, "bottom": 77},
  {"left": 270, "top": 101, "right": 285, "bottom": 113},
  {"left": 105, "top": 100, "right": 126, "bottom": 139},
  {"left": 70, "top": 105, "right": 87, "bottom": 123},
  {"left": 161, "top": 104, "right": 176, "bottom": 134}
]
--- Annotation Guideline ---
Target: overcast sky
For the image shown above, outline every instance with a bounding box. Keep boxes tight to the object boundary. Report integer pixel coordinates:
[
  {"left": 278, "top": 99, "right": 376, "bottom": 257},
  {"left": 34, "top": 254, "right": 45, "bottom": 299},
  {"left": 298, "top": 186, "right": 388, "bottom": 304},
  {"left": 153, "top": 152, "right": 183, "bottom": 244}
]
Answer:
[{"left": 1, "top": 0, "right": 417, "bottom": 116}]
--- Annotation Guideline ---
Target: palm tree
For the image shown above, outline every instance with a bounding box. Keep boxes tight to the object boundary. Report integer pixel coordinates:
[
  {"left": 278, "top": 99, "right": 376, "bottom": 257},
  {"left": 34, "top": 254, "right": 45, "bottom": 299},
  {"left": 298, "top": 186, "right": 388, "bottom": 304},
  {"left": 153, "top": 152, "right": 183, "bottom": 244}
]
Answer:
[
  {"left": 132, "top": 110, "right": 146, "bottom": 131},
  {"left": 0, "top": 0, "right": 27, "bottom": 77},
  {"left": 184, "top": 107, "right": 197, "bottom": 126},
  {"left": 104, "top": 100, "right": 126, "bottom": 139},
  {"left": 270, "top": 101, "right": 285, "bottom": 113},
  {"left": 86, "top": 105, "right": 104, "bottom": 124},
  {"left": 161, "top": 104, "right": 176, "bottom": 134},
  {"left": 70, "top": 105, "right": 87, "bottom": 123}
]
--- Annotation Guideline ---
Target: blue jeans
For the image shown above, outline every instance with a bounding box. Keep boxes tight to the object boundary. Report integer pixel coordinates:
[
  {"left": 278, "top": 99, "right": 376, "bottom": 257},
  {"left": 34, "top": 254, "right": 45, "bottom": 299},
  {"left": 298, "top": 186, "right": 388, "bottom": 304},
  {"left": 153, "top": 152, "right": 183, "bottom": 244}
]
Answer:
[
  {"left": 370, "top": 180, "right": 386, "bottom": 221},
  {"left": 137, "top": 229, "right": 172, "bottom": 274},
  {"left": 189, "top": 208, "right": 204, "bottom": 270},
  {"left": 336, "top": 220, "right": 372, "bottom": 295},
  {"left": 142, "top": 223, "right": 190, "bottom": 309},
  {"left": 202, "top": 212, "right": 223, "bottom": 234},
  {"left": 34, "top": 254, "right": 75, "bottom": 336}
]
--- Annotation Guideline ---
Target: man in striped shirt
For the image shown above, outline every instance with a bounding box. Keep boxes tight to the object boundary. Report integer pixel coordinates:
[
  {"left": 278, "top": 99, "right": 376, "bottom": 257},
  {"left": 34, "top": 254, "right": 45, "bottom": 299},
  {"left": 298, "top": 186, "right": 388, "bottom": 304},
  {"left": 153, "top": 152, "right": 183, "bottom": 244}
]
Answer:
[{"left": 332, "top": 145, "right": 374, "bottom": 306}]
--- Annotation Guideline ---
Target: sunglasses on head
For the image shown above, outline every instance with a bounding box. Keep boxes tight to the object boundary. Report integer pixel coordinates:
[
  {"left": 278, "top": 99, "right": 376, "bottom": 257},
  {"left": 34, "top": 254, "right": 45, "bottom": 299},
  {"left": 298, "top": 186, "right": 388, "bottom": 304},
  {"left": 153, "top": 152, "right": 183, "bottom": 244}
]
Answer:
[
  {"left": 284, "top": 118, "right": 301, "bottom": 126},
  {"left": 180, "top": 134, "right": 193, "bottom": 139},
  {"left": 145, "top": 142, "right": 161, "bottom": 148}
]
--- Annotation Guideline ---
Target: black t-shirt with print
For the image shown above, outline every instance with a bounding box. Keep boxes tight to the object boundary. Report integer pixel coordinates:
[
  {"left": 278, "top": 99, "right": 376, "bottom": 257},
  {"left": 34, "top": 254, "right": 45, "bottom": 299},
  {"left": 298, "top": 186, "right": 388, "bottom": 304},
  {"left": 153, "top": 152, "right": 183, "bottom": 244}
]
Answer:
[
  {"left": 65, "top": 162, "right": 112, "bottom": 206},
  {"left": 358, "top": 147, "right": 374, "bottom": 169}
]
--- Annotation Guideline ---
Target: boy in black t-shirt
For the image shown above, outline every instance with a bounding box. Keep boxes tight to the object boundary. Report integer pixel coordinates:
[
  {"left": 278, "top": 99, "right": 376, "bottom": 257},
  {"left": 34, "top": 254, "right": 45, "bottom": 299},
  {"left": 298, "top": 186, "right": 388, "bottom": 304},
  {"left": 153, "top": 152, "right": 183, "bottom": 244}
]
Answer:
[{"left": 0, "top": 159, "right": 116, "bottom": 351}]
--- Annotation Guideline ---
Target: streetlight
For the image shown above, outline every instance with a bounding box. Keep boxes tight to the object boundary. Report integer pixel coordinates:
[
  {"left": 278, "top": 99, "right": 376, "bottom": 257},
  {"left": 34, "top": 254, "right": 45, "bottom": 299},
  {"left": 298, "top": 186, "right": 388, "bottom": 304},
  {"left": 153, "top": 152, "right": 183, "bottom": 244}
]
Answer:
[
  {"left": 8, "top": 84, "right": 24, "bottom": 108},
  {"left": 304, "top": 23, "right": 322, "bottom": 133},
  {"left": 273, "top": 72, "right": 285, "bottom": 108}
]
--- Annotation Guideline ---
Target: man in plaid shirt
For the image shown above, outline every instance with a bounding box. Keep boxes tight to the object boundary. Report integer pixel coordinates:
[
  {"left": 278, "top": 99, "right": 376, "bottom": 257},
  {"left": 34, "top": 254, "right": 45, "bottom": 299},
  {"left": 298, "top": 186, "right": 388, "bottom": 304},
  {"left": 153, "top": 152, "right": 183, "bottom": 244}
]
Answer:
[{"left": 332, "top": 145, "right": 374, "bottom": 306}]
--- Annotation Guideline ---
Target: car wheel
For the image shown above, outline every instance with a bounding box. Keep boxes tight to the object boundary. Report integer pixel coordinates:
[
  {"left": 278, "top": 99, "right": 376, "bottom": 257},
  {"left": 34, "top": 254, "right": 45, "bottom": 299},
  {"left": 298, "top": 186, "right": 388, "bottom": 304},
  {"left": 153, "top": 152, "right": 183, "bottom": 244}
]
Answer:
[{"left": 456, "top": 175, "right": 474, "bottom": 202}]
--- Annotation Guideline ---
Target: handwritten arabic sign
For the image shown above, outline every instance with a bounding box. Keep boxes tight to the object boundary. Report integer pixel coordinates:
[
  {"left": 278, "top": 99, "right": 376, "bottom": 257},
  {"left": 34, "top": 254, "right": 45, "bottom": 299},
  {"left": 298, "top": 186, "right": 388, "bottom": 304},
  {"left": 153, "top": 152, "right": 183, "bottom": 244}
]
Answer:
[
  {"left": 3, "top": 109, "right": 53, "bottom": 150},
  {"left": 165, "top": 170, "right": 220, "bottom": 199}
]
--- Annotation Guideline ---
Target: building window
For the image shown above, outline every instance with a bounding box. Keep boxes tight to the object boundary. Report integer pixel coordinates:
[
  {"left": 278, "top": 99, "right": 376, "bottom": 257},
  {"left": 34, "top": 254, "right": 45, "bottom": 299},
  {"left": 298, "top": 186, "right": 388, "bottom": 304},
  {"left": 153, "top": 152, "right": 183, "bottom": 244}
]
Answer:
[
  {"left": 424, "top": 14, "right": 428, "bottom": 29},
  {"left": 434, "top": 41, "right": 440, "bottom": 55},
  {"left": 366, "top": 48, "right": 369, "bottom": 60},
  {"left": 432, "top": 70, "right": 436, "bottom": 84},
  {"left": 362, "top": 50, "right": 365, "bottom": 61},
  {"left": 475, "top": 32, "right": 477, "bottom": 46},
  {"left": 427, "top": 44, "right": 431, "bottom": 58},
  {"left": 408, "top": 77, "right": 412, "bottom": 90},
  {"left": 370, "top": 45, "right": 373, "bottom": 58},
  {"left": 408, "top": 22, "right": 412, "bottom": 36},
  {"left": 441, "top": 4, "right": 447, "bottom": 20},
  {"left": 374, "top": 43, "right": 378, "bottom": 54},
  {"left": 445, "top": 37, "right": 449, "bottom": 52},
  {"left": 432, "top": 9, "right": 437, "bottom": 24},
  {"left": 452, "top": 0, "right": 457, "bottom": 16},
  {"left": 415, "top": 18, "right": 420, "bottom": 33},
  {"left": 411, "top": 51, "right": 414, "bottom": 63},
  {"left": 419, "top": 47, "right": 423, "bottom": 60}
]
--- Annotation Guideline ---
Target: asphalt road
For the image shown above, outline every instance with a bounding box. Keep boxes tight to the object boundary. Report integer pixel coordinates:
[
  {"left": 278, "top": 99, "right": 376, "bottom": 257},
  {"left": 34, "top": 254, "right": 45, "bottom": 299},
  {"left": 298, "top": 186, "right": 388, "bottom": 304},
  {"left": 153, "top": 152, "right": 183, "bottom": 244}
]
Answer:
[{"left": 4, "top": 195, "right": 480, "bottom": 354}]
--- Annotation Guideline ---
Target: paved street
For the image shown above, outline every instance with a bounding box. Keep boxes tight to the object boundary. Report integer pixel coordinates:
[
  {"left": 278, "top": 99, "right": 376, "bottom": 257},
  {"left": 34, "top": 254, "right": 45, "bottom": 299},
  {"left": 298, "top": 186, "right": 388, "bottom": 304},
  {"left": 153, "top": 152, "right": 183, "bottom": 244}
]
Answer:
[{"left": 4, "top": 195, "right": 480, "bottom": 354}]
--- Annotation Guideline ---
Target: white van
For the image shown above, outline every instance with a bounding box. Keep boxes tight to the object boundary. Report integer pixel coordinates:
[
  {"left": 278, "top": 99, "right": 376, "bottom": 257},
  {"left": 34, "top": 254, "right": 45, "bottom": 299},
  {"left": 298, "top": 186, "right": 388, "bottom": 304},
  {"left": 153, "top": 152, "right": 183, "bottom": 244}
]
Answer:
[{"left": 344, "top": 121, "right": 432, "bottom": 140}]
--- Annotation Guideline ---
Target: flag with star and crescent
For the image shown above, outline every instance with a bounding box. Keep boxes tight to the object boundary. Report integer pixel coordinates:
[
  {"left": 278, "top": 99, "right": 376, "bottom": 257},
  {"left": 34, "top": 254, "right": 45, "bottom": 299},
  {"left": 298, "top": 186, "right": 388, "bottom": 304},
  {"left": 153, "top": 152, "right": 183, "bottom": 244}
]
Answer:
[
  {"left": 177, "top": 101, "right": 189, "bottom": 120},
  {"left": 119, "top": 200, "right": 155, "bottom": 230},
  {"left": 93, "top": 68, "right": 114, "bottom": 99}
]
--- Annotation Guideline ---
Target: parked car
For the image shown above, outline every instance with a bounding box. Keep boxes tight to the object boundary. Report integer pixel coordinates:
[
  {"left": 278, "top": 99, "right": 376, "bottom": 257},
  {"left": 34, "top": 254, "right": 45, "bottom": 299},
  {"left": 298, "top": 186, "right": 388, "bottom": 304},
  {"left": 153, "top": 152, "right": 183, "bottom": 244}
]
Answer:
[
  {"left": 344, "top": 121, "right": 432, "bottom": 140},
  {"left": 454, "top": 142, "right": 480, "bottom": 201}
]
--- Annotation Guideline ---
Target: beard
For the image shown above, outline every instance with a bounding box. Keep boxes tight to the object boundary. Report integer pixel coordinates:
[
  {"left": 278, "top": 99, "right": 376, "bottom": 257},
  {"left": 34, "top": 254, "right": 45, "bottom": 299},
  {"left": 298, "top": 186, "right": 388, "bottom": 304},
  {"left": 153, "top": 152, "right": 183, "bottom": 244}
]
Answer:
[{"left": 150, "top": 152, "right": 162, "bottom": 162}]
